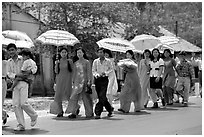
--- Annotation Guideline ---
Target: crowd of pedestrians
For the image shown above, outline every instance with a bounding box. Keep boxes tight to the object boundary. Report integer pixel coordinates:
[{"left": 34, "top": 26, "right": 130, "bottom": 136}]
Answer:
[{"left": 2, "top": 43, "right": 202, "bottom": 131}]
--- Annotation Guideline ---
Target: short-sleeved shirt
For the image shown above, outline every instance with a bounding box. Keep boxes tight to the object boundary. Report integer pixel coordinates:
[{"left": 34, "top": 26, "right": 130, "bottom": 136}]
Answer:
[
  {"left": 92, "top": 57, "right": 113, "bottom": 77},
  {"left": 21, "top": 59, "right": 37, "bottom": 82},
  {"left": 7, "top": 55, "right": 24, "bottom": 79},
  {"left": 149, "top": 58, "right": 164, "bottom": 77},
  {"left": 21, "top": 59, "right": 37, "bottom": 74}
]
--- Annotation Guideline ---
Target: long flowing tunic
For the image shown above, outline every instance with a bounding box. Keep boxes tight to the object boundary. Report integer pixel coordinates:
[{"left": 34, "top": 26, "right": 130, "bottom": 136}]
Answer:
[
  {"left": 138, "top": 59, "right": 150, "bottom": 105},
  {"left": 54, "top": 59, "right": 73, "bottom": 102},
  {"left": 119, "top": 63, "right": 143, "bottom": 112}
]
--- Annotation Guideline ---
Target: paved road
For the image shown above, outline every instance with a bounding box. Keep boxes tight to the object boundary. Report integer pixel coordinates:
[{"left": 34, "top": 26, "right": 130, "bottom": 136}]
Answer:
[{"left": 2, "top": 96, "right": 202, "bottom": 135}]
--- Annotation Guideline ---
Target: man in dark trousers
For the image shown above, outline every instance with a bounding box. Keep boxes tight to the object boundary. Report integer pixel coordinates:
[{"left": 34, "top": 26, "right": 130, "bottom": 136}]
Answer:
[{"left": 92, "top": 48, "right": 114, "bottom": 119}]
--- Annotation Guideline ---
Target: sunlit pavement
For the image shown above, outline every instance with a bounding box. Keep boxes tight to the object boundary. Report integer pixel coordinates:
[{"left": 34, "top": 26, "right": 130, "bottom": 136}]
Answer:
[{"left": 2, "top": 96, "right": 202, "bottom": 135}]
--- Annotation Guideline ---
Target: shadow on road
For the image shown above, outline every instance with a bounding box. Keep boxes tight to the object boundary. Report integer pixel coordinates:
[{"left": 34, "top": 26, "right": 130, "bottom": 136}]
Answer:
[
  {"left": 114, "top": 110, "right": 151, "bottom": 115},
  {"left": 145, "top": 107, "right": 178, "bottom": 111},
  {"left": 165, "top": 102, "right": 197, "bottom": 108},
  {"left": 51, "top": 115, "right": 124, "bottom": 121},
  {"left": 2, "top": 126, "right": 49, "bottom": 135}
]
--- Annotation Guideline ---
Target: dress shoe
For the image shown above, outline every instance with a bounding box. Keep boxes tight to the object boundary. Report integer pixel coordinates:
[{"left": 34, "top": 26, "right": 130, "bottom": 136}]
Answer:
[
  {"left": 95, "top": 115, "right": 101, "bottom": 119},
  {"left": 161, "top": 98, "right": 166, "bottom": 106},
  {"left": 183, "top": 102, "right": 188, "bottom": 107},
  {"left": 76, "top": 108, "right": 80, "bottom": 115},
  {"left": 68, "top": 114, "right": 76, "bottom": 118},
  {"left": 118, "top": 108, "right": 129, "bottom": 113},
  {"left": 31, "top": 115, "right": 38, "bottom": 127},
  {"left": 86, "top": 113, "right": 94, "bottom": 118},
  {"left": 57, "top": 112, "right": 64, "bottom": 117},
  {"left": 151, "top": 102, "right": 159, "bottom": 108},
  {"left": 14, "top": 124, "right": 25, "bottom": 131}
]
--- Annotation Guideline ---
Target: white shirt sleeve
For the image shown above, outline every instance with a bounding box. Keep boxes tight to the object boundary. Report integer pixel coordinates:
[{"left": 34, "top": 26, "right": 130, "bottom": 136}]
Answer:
[
  {"left": 21, "top": 59, "right": 37, "bottom": 74},
  {"left": 30, "top": 60, "right": 37, "bottom": 74},
  {"left": 159, "top": 58, "right": 164, "bottom": 67}
]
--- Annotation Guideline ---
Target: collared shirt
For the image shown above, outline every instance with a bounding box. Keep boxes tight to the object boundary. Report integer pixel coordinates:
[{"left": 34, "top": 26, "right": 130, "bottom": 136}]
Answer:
[
  {"left": 149, "top": 58, "right": 164, "bottom": 77},
  {"left": 191, "top": 57, "right": 199, "bottom": 67},
  {"left": 92, "top": 57, "right": 113, "bottom": 77},
  {"left": 176, "top": 59, "right": 195, "bottom": 78},
  {"left": 197, "top": 59, "right": 202, "bottom": 71},
  {"left": 2, "top": 60, "right": 8, "bottom": 78},
  {"left": 7, "top": 55, "right": 24, "bottom": 79}
]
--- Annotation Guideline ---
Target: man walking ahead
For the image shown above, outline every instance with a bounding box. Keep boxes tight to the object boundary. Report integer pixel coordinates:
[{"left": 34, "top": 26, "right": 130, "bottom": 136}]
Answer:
[
  {"left": 92, "top": 48, "right": 114, "bottom": 119},
  {"left": 176, "top": 51, "right": 195, "bottom": 107},
  {"left": 7, "top": 44, "right": 38, "bottom": 131}
]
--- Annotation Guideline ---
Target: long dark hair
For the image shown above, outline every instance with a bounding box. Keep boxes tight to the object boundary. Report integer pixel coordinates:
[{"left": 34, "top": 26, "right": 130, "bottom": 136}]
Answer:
[
  {"left": 163, "top": 49, "right": 173, "bottom": 58},
  {"left": 142, "top": 49, "right": 151, "bottom": 59},
  {"left": 57, "top": 47, "right": 72, "bottom": 73},
  {"left": 19, "top": 49, "right": 34, "bottom": 60},
  {"left": 104, "top": 49, "right": 113, "bottom": 58},
  {"left": 2, "top": 50, "right": 6, "bottom": 60},
  {"left": 150, "top": 48, "right": 161, "bottom": 61},
  {"left": 73, "top": 47, "right": 89, "bottom": 63},
  {"left": 126, "top": 50, "right": 136, "bottom": 60}
]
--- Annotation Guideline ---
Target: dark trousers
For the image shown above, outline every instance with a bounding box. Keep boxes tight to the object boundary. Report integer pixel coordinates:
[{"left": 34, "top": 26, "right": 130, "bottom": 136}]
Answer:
[
  {"left": 163, "top": 86, "right": 174, "bottom": 104},
  {"left": 94, "top": 76, "right": 112, "bottom": 116}
]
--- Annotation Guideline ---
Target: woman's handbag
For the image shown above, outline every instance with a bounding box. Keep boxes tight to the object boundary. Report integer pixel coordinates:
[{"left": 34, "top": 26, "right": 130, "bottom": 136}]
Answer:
[
  {"left": 85, "top": 84, "right": 92, "bottom": 94},
  {"left": 50, "top": 101, "right": 61, "bottom": 114}
]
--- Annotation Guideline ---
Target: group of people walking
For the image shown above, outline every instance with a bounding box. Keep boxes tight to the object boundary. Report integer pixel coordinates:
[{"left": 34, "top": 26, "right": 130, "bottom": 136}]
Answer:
[{"left": 2, "top": 43, "right": 201, "bottom": 131}]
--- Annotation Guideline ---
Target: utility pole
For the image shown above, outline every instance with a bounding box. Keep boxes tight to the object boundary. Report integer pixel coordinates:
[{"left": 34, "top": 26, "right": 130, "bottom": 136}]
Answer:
[
  {"left": 38, "top": 2, "right": 41, "bottom": 30},
  {"left": 175, "top": 21, "right": 178, "bottom": 37}
]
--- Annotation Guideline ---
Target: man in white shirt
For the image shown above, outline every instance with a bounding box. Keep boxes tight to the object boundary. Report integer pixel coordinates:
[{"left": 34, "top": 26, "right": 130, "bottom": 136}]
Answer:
[
  {"left": 7, "top": 44, "right": 38, "bottom": 131},
  {"left": 92, "top": 48, "right": 114, "bottom": 119}
]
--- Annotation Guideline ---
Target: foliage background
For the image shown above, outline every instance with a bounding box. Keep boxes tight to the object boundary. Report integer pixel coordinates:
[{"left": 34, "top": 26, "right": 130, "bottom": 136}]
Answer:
[{"left": 2, "top": 2, "right": 202, "bottom": 59}]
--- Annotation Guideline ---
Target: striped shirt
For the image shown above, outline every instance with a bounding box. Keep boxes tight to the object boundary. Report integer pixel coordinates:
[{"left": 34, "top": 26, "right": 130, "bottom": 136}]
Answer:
[{"left": 176, "top": 59, "right": 195, "bottom": 78}]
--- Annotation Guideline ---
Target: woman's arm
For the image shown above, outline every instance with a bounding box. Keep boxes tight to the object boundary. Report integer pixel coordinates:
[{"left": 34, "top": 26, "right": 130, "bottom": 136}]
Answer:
[
  {"left": 86, "top": 60, "right": 92, "bottom": 85},
  {"left": 54, "top": 60, "right": 59, "bottom": 74}
]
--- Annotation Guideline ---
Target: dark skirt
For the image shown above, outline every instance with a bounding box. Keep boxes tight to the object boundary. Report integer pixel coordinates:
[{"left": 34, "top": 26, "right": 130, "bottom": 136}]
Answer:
[{"left": 150, "top": 77, "right": 162, "bottom": 89}]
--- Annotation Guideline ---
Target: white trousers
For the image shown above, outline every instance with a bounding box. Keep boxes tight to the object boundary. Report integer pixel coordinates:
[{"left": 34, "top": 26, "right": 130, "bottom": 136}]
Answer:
[
  {"left": 2, "top": 79, "right": 7, "bottom": 120},
  {"left": 12, "top": 81, "right": 37, "bottom": 127}
]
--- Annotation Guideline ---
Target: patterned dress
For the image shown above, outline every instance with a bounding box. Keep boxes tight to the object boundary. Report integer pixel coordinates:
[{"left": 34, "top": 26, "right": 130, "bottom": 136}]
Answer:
[{"left": 119, "top": 62, "right": 143, "bottom": 112}]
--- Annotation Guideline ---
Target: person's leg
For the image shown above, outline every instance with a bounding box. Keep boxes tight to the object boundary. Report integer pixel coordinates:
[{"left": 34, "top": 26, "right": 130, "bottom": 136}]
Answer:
[
  {"left": 183, "top": 77, "right": 191, "bottom": 105},
  {"left": 107, "top": 94, "right": 114, "bottom": 106},
  {"left": 28, "top": 80, "right": 34, "bottom": 98},
  {"left": 81, "top": 91, "right": 94, "bottom": 117},
  {"left": 7, "top": 78, "right": 19, "bottom": 91},
  {"left": 142, "top": 81, "right": 149, "bottom": 107},
  {"left": 166, "top": 87, "right": 174, "bottom": 104},
  {"left": 94, "top": 78, "right": 105, "bottom": 117},
  {"left": 100, "top": 78, "right": 113, "bottom": 113},
  {"left": 149, "top": 88, "right": 159, "bottom": 108},
  {"left": 118, "top": 89, "right": 131, "bottom": 113},
  {"left": 175, "top": 77, "right": 185, "bottom": 101},
  {"left": 2, "top": 79, "right": 8, "bottom": 124},
  {"left": 163, "top": 86, "right": 169, "bottom": 104},
  {"left": 94, "top": 77, "right": 112, "bottom": 117},
  {"left": 19, "top": 82, "right": 38, "bottom": 126},
  {"left": 12, "top": 82, "right": 26, "bottom": 129},
  {"left": 65, "top": 91, "right": 80, "bottom": 117}
]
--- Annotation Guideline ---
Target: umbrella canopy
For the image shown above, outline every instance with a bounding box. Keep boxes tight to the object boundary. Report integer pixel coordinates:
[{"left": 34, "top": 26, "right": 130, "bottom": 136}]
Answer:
[
  {"left": 97, "top": 38, "right": 141, "bottom": 53},
  {"left": 153, "top": 44, "right": 174, "bottom": 54},
  {"left": 2, "top": 30, "right": 33, "bottom": 43},
  {"left": 158, "top": 36, "right": 201, "bottom": 52},
  {"left": 158, "top": 36, "right": 179, "bottom": 45},
  {"left": 130, "top": 34, "right": 161, "bottom": 52},
  {"left": 2, "top": 30, "right": 34, "bottom": 48},
  {"left": 168, "top": 38, "right": 201, "bottom": 52},
  {"left": 36, "top": 30, "right": 79, "bottom": 46}
]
